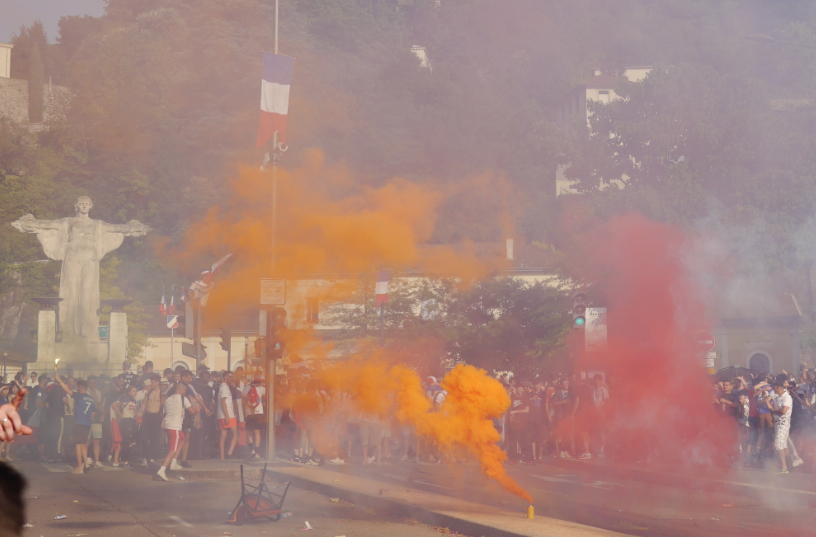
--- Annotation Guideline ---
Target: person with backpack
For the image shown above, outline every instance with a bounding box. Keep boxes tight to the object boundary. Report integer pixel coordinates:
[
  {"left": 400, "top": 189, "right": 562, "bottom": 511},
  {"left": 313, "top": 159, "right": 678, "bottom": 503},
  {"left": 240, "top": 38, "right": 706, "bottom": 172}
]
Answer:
[{"left": 243, "top": 376, "right": 266, "bottom": 459}]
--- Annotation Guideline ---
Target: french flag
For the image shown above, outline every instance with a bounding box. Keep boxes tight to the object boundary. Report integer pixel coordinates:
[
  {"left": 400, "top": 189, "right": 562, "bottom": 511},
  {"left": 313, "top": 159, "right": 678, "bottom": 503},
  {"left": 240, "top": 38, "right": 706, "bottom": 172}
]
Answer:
[
  {"left": 159, "top": 288, "right": 167, "bottom": 315},
  {"left": 375, "top": 271, "right": 389, "bottom": 307},
  {"left": 257, "top": 53, "right": 294, "bottom": 148},
  {"left": 169, "top": 285, "right": 175, "bottom": 316}
]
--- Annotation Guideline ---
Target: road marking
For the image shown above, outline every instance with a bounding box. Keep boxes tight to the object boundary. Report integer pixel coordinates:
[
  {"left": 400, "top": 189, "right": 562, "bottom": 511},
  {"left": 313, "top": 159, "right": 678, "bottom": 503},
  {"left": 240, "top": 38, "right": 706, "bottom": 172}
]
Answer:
[
  {"left": 531, "top": 474, "right": 622, "bottom": 490},
  {"left": 380, "top": 473, "right": 457, "bottom": 490},
  {"left": 169, "top": 515, "right": 194, "bottom": 527}
]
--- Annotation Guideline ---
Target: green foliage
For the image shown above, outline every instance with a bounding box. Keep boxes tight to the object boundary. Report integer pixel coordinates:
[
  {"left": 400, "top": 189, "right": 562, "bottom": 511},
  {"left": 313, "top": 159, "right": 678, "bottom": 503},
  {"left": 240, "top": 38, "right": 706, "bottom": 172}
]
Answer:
[
  {"left": 10, "top": 20, "right": 48, "bottom": 81},
  {"left": 323, "top": 276, "right": 572, "bottom": 375},
  {"left": 27, "top": 43, "right": 44, "bottom": 122}
]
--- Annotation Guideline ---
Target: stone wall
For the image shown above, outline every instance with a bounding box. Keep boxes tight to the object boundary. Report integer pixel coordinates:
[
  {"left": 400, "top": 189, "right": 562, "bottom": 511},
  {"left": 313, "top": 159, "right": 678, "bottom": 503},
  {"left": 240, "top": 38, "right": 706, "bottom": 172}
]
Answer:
[{"left": 0, "top": 78, "right": 72, "bottom": 124}]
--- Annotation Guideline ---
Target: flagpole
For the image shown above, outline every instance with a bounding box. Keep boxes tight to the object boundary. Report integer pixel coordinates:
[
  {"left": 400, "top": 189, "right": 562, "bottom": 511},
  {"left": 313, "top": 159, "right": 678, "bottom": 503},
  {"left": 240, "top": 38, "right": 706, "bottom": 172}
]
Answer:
[{"left": 266, "top": 0, "right": 280, "bottom": 463}]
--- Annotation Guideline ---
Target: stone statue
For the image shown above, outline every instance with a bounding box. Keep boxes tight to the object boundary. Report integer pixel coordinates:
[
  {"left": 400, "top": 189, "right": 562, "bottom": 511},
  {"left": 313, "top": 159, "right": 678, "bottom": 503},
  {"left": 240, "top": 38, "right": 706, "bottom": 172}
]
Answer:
[{"left": 11, "top": 196, "right": 150, "bottom": 340}]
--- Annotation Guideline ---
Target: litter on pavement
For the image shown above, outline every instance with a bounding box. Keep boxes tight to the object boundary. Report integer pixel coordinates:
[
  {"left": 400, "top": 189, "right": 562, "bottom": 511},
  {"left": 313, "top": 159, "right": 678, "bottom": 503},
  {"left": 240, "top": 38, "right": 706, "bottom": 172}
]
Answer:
[
  {"left": 330, "top": 498, "right": 340, "bottom": 502},
  {"left": 54, "top": 515, "right": 67, "bottom": 520},
  {"left": 303, "top": 521, "right": 313, "bottom": 530},
  {"left": 22, "top": 523, "right": 33, "bottom": 528}
]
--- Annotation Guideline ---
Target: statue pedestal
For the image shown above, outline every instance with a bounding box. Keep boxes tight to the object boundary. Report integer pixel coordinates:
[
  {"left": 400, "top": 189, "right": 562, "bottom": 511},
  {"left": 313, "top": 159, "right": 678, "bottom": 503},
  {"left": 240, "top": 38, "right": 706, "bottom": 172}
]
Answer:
[
  {"left": 37, "top": 310, "right": 56, "bottom": 363},
  {"left": 108, "top": 311, "right": 128, "bottom": 364}
]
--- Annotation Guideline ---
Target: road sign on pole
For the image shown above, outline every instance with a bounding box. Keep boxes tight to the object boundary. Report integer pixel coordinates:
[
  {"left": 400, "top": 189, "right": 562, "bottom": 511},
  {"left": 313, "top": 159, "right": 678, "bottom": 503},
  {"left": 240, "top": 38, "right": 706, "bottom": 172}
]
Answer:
[
  {"left": 260, "top": 279, "right": 286, "bottom": 305},
  {"left": 696, "top": 332, "right": 716, "bottom": 352},
  {"left": 166, "top": 315, "right": 178, "bottom": 329}
]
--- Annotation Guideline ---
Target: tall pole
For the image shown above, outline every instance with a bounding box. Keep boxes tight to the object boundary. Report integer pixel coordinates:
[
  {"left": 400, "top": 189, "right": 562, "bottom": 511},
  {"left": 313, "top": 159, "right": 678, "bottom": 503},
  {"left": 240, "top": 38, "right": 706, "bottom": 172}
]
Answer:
[
  {"left": 380, "top": 303, "right": 385, "bottom": 347},
  {"left": 170, "top": 328, "right": 174, "bottom": 364},
  {"left": 265, "top": 0, "right": 280, "bottom": 462}
]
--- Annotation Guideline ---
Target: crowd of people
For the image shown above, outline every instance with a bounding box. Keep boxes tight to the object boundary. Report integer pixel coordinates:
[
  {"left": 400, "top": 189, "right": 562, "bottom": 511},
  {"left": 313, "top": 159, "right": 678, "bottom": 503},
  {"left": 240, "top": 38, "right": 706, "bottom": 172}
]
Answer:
[
  {"left": 0, "top": 360, "right": 269, "bottom": 481},
  {"left": 271, "top": 372, "right": 611, "bottom": 466},
  {"left": 3, "top": 359, "right": 816, "bottom": 477},
  {"left": 713, "top": 369, "right": 816, "bottom": 474}
]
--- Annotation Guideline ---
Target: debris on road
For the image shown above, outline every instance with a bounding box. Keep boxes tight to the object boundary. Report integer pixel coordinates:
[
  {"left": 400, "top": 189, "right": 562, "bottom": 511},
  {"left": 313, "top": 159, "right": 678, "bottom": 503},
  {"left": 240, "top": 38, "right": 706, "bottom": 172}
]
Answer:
[
  {"left": 72, "top": 500, "right": 79, "bottom": 503},
  {"left": 54, "top": 515, "right": 67, "bottom": 520},
  {"left": 330, "top": 498, "right": 340, "bottom": 502},
  {"left": 23, "top": 523, "right": 33, "bottom": 528},
  {"left": 281, "top": 511, "right": 292, "bottom": 518},
  {"left": 303, "top": 521, "right": 313, "bottom": 530}
]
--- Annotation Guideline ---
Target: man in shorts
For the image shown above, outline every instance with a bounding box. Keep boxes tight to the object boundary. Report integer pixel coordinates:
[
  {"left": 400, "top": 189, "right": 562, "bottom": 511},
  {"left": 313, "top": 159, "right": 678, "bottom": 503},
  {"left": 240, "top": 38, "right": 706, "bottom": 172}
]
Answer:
[
  {"left": 243, "top": 375, "right": 266, "bottom": 458},
  {"left": 765, "top": 381, "right": 792, "bottom": 474},
  {"left": 55, "top": 373, "right": 95, "bottom": 474},
  {"left": 218, "top": 372, "right": 238, "bottom": 459}
]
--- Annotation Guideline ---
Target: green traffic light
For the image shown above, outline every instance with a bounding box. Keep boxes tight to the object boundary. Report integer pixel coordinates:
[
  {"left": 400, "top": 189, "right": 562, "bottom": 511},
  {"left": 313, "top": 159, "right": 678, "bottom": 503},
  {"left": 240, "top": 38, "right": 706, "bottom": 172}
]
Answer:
[{"left": 575, "top": 317, "right": 585, "bottom": 327}]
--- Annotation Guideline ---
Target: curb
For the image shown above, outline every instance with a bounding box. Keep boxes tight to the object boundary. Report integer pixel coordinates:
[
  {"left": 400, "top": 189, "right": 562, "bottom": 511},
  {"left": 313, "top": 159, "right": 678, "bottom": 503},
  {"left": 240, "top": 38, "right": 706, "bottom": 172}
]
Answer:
[{"left": 259, "top": 467, "right": 622, "bottom": 537}]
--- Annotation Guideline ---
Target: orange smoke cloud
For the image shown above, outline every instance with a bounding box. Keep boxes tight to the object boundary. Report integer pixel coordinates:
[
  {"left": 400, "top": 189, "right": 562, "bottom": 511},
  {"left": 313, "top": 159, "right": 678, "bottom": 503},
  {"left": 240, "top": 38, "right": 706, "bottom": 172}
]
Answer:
[
  {"left": 292, "top": 356, "right": 530, "bottom": 502},
  {"left": 157, "top": 149, "right": 532, "bottom": 501}
]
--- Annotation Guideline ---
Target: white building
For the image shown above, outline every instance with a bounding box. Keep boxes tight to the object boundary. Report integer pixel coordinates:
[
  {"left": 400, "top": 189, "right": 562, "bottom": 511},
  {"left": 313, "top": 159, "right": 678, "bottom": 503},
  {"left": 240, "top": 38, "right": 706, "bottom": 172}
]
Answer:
[{"left": 554, "top": 66, "right": 652, "bottom": 196}]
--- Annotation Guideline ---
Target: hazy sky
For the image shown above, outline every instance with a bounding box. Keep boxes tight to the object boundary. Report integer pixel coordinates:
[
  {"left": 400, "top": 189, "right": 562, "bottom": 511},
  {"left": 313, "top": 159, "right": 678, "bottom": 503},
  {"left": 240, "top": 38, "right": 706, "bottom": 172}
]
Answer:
[{"left": 0, "top": 0, "right": 105, "bottom": 43}]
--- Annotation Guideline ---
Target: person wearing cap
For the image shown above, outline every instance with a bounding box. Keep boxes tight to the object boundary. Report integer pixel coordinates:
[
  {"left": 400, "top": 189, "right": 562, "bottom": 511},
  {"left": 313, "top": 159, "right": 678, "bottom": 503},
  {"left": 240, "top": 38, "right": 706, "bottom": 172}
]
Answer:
[{"left": 244, "top": 375, "right": 267, "bottom": 458}]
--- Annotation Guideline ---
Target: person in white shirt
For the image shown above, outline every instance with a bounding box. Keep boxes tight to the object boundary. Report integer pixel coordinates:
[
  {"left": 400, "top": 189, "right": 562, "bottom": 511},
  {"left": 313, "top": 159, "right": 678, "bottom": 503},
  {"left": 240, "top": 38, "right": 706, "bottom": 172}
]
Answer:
[
  {"left": 218, "top": 372, "right": 238, "bottom": 460},
  {"left": 765, "top": 382, "right": 792, "bottom": 474},
  {"left": 156, "top": 382, "right": 196, "bottom": 481},
  {"left": 26, "top": 372, "right": 39, "bottom": 389},
  {"left": 243, "top": 377, "right": 266, "bottom": 459}
]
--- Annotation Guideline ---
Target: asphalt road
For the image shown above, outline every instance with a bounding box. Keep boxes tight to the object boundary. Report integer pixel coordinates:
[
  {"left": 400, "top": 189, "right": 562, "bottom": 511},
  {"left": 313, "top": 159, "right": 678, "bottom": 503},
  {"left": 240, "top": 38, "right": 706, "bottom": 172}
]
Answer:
[
  {"left": 15, "top": 461, "right": 461, "bottom": 537},
  {"left": 313, "top": 456, "right": 816, "bottom": 537}
]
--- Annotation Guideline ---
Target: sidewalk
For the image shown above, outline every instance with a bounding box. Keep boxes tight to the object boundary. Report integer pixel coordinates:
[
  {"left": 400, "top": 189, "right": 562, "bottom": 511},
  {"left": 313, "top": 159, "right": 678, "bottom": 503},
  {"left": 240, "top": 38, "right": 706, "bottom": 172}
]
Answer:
[{"left": 157, "top": 458, "right": 627, "bottom": 537}]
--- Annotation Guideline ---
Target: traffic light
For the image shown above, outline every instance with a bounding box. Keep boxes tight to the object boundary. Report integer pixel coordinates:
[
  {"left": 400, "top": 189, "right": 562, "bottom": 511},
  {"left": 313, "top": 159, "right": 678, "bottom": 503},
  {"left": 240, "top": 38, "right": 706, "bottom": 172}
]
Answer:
[
  {"left": 219, "top": 327, "right": 231, "bottom": 352},
  {"left": 572, "top": 292, "right": 587, "bottom": 328},
  {"left": 266, "top": 307, "right": 287, "bottom": 360}
]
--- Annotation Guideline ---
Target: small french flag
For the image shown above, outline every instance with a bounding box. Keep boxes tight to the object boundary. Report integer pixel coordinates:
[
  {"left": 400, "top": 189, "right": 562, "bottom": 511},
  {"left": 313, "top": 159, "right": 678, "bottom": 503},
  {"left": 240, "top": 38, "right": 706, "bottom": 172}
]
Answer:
[
  {"left": 159, "top": 288, "right": 167, "bottom": 315},
  {"left": 375, "top": 271, "right": 389, "bottom": 307},
  {"left": 169, "top": 285, "right": 175, "bottom": 316},
  {"left": 257, "top": 53, "right": 294, "bottom": 147}
]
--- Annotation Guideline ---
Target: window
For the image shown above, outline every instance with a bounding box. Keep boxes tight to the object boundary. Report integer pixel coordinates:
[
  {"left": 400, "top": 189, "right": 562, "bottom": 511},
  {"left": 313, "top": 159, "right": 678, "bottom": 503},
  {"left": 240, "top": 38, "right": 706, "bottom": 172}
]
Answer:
[
  {"left": 598, "top": 90, "right": 610, "bottom": 104},
  {"left": 306, "top": 297, "right": 319, "bottom": 324}
]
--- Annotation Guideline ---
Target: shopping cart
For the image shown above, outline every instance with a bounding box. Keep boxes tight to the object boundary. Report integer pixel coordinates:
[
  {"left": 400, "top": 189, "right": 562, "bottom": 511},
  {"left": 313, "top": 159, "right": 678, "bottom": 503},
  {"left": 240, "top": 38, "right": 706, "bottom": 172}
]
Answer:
[{"left": 226, "top": 464, "right": 291, "bottom": 525}]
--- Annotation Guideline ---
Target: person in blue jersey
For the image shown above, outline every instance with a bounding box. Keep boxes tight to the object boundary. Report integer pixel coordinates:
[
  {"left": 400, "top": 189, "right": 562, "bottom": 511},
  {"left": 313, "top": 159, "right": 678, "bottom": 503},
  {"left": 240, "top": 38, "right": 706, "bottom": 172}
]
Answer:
[{"left": 55, "top": 373, "right": 96, "bottom": 474}]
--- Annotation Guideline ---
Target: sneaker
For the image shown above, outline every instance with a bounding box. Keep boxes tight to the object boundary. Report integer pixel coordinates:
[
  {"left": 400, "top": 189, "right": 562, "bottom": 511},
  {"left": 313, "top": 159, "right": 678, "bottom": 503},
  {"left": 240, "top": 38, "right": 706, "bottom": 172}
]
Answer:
[
  {"left": 140, "top": 458, "right": 148, "bottom": 467},
  {"left": 578, "top": 453, "right": 592, "bottom": 460},
  {"left": 180, "top": 461, "right": 192, "bottom": 468},
  {"left": 413, "top": 456, "right": 420, "bottom": 463},
  {"left": 156, "top": 468, "right": 169, "bottom": 482},
  {"left": 306, "top": 458, "right": 319, "bottom": 466},
  {"left": 170, "top": 461, "right": 183, "bottom": 471},
  {"left": 792, "top": 457, "right": 804, "bottom": 468},
  {"left": 72, "top": 467, "right": 84, "bottom": 474},
  {"left": 120, "top": 462, "right": 131, "bottom": 468},
  {"left": 329, "top": 457, "right": 345, "bottom": 465},
  {"left": 399, "top": 455, "right": 408, "bottom": 462},
  {"left": 778, "top": 469, "right": 790, "bottom": 474},
  {"left": 597, "top": 449, "right": 606, "bottom": 459},
  {"left": 94, "top": 461, "right": 105, "bottom": 469},
  {"left": 112, "top": 462, "right": 119, "bottom": 467},
  {"left": 86, "top": 457, "right": 93, "bottom": 467},
  {"left": 365, "top": 455, "right": 377, "bottom": 465}
]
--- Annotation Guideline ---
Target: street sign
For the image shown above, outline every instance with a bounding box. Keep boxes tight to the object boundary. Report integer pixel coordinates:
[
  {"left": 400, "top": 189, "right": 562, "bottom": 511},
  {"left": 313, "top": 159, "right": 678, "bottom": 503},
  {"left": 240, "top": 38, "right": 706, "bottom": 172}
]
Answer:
[
  {"left": 704, "top": 351, "right": 715, "bottom": 368},
  {"left": 696, "top": 332, "right": 715, "bottom": 352},
  {"left": 99, "top": 325, "right": 109, "bottom": 339},
  {"left": 585, "top": 308, "right": 608, "bottom": 351},
  {"left": 182, "top": 342, "right": 206, "bottom": 360},
  {"left": 260, "top": 279, "right": 286, "bottom": 305},
  {"left": 167, "top": 315, "right": 178, "bottom": 329}
]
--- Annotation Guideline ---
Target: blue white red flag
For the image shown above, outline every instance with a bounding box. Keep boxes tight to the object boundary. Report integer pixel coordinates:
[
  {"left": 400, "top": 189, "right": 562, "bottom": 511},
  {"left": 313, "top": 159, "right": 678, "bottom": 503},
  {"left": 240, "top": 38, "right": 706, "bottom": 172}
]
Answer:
[
  {"left": 169, "top": 285, "right": 175, "bottom": 315},
  {"left": 159, "top": 288, "right": 167, "bottom": 315},
  {"left": 375, "top": 271, "right": 389, "bottom": 307},
  {"left": 257, "top": 53, "right": 294, "bottom": 147}
]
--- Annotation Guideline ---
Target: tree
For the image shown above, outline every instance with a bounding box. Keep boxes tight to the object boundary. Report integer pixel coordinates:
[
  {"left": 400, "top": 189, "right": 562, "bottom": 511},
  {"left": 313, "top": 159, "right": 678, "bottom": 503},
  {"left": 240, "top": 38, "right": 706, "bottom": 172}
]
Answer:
[{"left": 27, "top": 43, "right": 44, "bottom": 123}]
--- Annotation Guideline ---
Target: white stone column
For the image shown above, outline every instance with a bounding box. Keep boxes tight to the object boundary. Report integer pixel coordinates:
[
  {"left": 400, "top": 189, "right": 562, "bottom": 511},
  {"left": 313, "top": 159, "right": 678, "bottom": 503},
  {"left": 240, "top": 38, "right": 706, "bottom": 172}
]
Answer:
[
  {"left": 37, "top": 310, "right": 56, "bottom": 362},
  {"left": 108, "top": 311, "right": 128, "bottom": 363}
]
